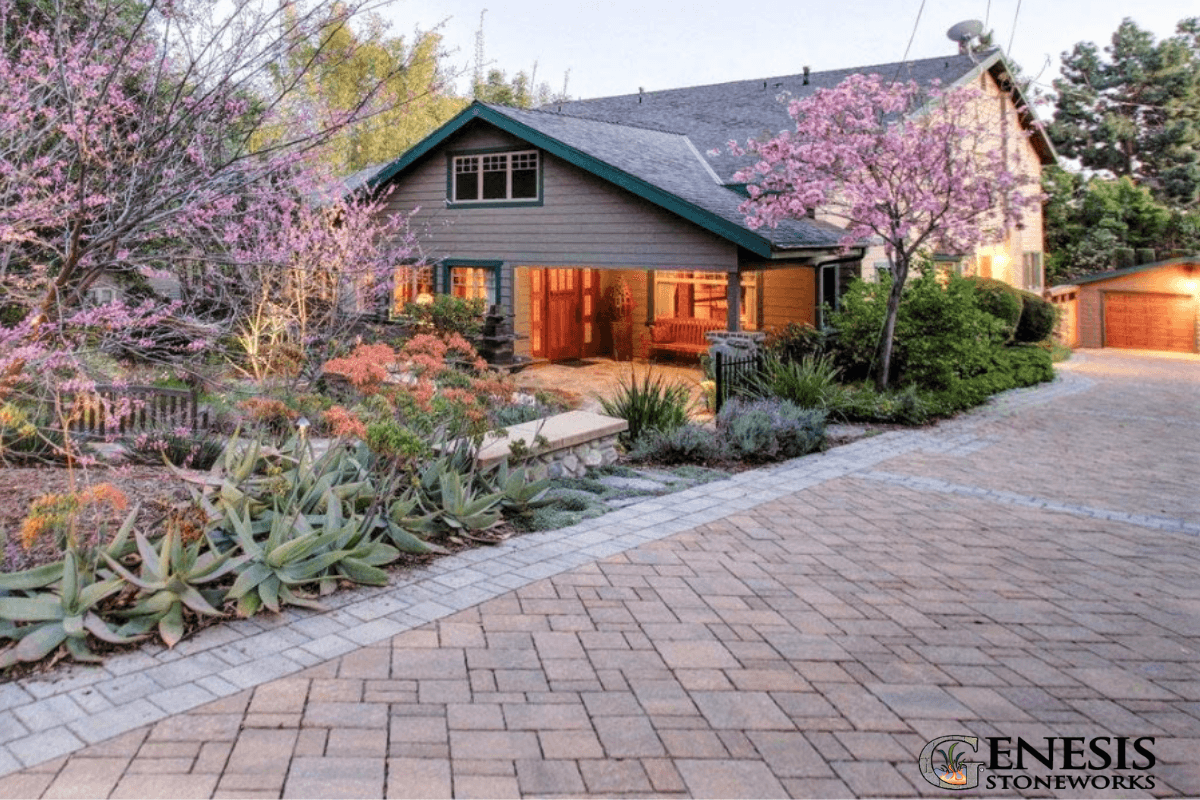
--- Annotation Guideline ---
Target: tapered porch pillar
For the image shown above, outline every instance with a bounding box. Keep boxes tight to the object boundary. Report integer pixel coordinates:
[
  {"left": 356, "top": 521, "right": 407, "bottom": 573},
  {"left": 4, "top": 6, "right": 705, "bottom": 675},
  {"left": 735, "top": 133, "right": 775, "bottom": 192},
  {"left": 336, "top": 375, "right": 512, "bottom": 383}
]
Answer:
[{"left": 726, "top": 271, "right": 742, "bottom": 332}]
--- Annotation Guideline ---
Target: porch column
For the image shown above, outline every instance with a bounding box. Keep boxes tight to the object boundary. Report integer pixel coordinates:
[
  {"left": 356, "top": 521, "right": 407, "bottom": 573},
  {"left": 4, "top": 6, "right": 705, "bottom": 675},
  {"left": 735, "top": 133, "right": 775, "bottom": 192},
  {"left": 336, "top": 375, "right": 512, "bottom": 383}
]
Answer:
[{"left": 726, "top": 271, "right": 742, "bottom": 332}]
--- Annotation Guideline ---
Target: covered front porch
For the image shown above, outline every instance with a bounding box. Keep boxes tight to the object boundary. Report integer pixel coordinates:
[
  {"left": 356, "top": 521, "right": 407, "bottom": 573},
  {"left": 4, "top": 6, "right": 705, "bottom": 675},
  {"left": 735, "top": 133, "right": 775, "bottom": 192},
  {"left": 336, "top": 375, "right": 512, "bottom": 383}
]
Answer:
[{"left": 512, "top": 265, "right": 824, "bottom": 363}]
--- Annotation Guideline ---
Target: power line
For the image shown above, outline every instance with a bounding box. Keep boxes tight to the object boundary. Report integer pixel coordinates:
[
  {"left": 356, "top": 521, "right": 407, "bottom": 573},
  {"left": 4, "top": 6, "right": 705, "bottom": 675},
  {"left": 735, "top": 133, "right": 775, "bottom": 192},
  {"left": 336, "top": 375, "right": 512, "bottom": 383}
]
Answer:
[
  {"left": 893, "top": 0, "right": 928, "bottom": 82},
  {"left": 1007, "top": 0, "right": 1023, "bottom": 54}
]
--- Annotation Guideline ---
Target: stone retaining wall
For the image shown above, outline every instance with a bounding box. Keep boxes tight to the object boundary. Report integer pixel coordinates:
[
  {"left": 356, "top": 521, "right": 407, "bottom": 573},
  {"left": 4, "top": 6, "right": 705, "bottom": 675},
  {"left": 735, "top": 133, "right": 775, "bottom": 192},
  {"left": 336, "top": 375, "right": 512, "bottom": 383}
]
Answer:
[{"left": 474, "top": 411, "right": 628, "bottom": 479}]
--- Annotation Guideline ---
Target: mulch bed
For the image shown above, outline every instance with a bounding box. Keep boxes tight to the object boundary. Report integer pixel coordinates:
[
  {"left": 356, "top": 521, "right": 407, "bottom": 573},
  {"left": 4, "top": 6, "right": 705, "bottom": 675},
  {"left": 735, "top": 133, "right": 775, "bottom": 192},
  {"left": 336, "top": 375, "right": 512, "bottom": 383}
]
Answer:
[{"left": 0, "top": 465, "right": 191, "bottom": 573}]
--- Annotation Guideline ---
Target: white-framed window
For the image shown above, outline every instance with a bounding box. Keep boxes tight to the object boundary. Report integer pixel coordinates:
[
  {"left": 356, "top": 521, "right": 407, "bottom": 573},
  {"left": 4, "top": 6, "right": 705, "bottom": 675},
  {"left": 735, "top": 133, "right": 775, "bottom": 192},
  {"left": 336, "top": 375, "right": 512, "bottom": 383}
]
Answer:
[
  {"left": 1022, "top": 252, "right": 1043, "bottom": 291},
  {"left": 451, "top": 150, "right": 539, "bottom": 203}
]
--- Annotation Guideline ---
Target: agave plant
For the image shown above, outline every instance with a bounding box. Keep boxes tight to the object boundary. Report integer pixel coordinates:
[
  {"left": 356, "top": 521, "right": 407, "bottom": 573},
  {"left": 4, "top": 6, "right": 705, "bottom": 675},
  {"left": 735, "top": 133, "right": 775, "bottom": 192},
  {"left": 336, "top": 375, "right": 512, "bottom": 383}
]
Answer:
[
  {"left": 434, "top": 471, "right": 503, "bottom": 534},
  {"left": 103, "top": 527, "right": 239, "bottom": 648},
  {"left": 224, "top": 507, "right": 347, "bottom": 616},
  {"left": 0, "top": 550, "right": 140, "bottom": 666},
  {"left": 485, "top": 461, "right": 553, "bottom": 516}
]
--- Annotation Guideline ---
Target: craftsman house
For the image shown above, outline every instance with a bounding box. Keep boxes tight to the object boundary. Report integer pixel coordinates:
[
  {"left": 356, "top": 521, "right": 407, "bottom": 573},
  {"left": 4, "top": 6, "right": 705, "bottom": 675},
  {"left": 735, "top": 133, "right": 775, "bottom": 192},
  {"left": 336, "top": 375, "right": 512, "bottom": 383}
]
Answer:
[{"left": 357, "top": 49, "right": 1055, "bottom": 362}]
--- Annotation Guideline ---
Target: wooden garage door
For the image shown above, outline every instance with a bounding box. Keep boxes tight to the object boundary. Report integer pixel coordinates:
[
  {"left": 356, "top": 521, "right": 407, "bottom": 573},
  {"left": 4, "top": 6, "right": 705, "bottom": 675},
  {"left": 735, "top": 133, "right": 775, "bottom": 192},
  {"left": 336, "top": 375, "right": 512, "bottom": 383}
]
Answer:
[{"left": 1104, "top": 292, "right": 1197, "bottom": 352}]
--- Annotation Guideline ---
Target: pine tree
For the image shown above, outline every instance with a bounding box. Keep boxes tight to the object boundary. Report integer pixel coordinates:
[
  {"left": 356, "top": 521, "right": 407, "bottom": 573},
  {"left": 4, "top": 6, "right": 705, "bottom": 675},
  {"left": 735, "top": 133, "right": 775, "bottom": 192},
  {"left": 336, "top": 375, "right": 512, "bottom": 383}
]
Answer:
[{"left": 1050, "top": 17, "right": 1200, "bottom": 207}]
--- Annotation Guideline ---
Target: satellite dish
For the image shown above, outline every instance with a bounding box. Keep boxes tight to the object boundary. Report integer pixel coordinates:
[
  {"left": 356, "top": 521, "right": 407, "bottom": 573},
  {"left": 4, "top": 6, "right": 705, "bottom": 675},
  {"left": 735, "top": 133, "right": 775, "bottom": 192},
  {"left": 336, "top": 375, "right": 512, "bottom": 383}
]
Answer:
[
  {"left": 946, "top": 20, "right": 985, "bottom": 57},
  {"left": 946, "top": 19, "right": 984, "bottom": 44}
]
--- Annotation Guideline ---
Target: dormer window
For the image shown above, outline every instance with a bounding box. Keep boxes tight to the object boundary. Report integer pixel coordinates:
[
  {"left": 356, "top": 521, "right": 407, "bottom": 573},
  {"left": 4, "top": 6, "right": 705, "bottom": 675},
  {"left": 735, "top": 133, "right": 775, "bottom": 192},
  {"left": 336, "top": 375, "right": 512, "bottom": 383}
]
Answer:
[{"left": 451, "top": 150, "right": 540, "bottom": 204}]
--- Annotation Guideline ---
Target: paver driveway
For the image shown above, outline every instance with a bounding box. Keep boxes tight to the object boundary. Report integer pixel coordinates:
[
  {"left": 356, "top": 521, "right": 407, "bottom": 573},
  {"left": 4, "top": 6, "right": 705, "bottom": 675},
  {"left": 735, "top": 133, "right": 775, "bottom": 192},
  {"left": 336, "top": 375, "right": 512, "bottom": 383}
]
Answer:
[{"left": 2, "top": 350, "right": 1198, "bottom": 798}]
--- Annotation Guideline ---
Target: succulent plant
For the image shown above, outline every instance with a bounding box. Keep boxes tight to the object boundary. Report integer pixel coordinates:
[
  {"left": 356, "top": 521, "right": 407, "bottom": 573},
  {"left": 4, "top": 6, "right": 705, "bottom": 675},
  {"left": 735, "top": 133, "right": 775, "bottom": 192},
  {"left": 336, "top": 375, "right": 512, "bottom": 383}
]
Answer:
[
  {"left": 224, "top": 507, "right": 344, "bottom": 616},
  {"left": 0, "top": 550, "right": 139, "bottom": 667},
  {"left": 485, "top": 461, "right": 552, "bottom": 516},
  {"left": 434, "top": 470, "right": 503, "bottom": 533},
  {"left": 103, "top": 527, "right": 239, "bottom": 648}
]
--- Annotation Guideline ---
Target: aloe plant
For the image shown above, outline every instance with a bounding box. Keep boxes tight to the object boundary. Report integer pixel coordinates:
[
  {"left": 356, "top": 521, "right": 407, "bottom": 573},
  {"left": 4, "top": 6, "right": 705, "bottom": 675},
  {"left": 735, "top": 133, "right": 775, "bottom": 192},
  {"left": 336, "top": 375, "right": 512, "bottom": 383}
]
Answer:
[
  {"left": 224, "top": 507, "right": 345, "bottom": 616},
  {"left": 486, "top": 461, "right": 552, "bottom": 516},
  {"left": 103, "top": 527, "right": 239, "bottom": 648},
  {"left": 317, "top": 488, "right": 400, "bottom": 588},
  {"left": 380, "top": 492, "right": 443, "bottom": 554},
  {"left": 435, "top": 471, "right": 503, "bottom": 533},
  {"left": 0, "top": 550, "right": 139, "bottom": 667}
]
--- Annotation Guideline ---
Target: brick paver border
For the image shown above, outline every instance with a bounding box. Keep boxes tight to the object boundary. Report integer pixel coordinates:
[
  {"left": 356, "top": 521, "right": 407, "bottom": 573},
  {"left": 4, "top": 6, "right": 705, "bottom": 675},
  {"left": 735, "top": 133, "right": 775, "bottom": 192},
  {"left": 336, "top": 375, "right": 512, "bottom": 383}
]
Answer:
[{"left": 0, "top": 366, "right": 1120, "bottom": 777}]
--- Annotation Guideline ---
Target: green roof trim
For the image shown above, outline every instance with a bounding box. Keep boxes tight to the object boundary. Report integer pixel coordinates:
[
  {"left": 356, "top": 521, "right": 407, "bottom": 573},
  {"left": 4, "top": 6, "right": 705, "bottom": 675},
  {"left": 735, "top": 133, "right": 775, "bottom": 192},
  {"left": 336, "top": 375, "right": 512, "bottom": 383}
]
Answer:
[
  {"left": 1067, "top": 256, "right": 1199, "bottom": 286},
  {"left": 366, "top": 102, "right": 777, "bottom": 258}
]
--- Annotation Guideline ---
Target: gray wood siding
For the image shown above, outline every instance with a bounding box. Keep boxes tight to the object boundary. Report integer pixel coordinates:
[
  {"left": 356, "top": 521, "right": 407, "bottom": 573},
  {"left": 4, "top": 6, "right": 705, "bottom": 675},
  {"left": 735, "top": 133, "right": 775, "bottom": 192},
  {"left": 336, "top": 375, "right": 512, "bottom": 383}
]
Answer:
[{"left": 381, "top": 122, "right": 740, "bottom": 274}]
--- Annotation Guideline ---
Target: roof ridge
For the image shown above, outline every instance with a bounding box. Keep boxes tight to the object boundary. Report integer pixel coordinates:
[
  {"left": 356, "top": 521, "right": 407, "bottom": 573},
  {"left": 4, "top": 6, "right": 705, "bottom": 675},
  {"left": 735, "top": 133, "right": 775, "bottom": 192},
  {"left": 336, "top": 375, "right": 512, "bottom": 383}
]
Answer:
[
  {"left": 557, "top": 49, "right": 998, "bottom": 105},
  {"left": 487, "top": 101, "right": 690, "bottom": 136}
]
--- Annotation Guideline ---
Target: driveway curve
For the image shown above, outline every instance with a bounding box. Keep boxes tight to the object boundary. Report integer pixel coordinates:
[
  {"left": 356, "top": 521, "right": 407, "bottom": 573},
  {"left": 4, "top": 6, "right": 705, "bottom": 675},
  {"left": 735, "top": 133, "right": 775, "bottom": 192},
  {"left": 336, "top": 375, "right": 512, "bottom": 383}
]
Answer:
[{"left": 2, "top": 350, "right": 1198, "bottom": 799}]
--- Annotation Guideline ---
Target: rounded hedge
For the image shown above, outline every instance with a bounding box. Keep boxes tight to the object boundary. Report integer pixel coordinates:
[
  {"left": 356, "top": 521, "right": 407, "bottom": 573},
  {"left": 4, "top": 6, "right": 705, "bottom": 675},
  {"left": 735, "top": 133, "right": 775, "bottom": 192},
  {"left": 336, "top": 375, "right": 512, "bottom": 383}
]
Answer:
[
  {"left": 964, "top": 277, "right": 1023, "bottom": 339},
  {"left": 1015, "top": 291, "right": 1058, "bottom": 343}
]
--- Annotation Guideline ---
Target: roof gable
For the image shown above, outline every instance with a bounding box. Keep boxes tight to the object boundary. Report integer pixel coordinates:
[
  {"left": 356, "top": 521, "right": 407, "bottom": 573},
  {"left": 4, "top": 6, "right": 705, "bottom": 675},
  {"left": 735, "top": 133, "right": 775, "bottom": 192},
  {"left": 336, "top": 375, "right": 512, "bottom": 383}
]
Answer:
[
  {"left": 365, "top": 103, "right": 845, "bottom": 257},
  {"left": 360, "top": 50, "right": 1055, "bottom": 259}
]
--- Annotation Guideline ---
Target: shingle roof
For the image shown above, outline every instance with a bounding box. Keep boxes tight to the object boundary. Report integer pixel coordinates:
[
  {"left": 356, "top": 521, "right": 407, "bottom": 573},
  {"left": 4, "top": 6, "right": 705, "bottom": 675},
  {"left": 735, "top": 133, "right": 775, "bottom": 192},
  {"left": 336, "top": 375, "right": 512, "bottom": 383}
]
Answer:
[
  {"left": 551, "top": 52, "right": 999, "bottom": 182},
  {"left": 479, "top": 104, "right": 845, "bottom": 249},
  {"left": 364, "top": 50, "right": 1049, "bottom": 256}
]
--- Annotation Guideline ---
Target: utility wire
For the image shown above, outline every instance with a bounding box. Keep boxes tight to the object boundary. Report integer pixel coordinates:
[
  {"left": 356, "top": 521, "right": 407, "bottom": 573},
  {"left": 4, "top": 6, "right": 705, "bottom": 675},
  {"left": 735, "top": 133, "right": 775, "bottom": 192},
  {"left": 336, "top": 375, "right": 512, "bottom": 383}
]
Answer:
[
  {"left": 893, "top": 0, "right": 928, "bottom": 83},
  {"left": 1007, "top": 0, "right": 1023, "bottom": 54}
]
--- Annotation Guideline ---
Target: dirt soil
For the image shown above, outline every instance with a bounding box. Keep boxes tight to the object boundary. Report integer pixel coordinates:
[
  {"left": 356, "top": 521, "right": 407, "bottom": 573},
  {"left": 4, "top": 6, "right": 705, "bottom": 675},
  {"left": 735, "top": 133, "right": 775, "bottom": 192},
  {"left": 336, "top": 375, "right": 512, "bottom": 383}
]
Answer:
[{"left": 0, "top": 465, "right": 190, "bottom": 573}]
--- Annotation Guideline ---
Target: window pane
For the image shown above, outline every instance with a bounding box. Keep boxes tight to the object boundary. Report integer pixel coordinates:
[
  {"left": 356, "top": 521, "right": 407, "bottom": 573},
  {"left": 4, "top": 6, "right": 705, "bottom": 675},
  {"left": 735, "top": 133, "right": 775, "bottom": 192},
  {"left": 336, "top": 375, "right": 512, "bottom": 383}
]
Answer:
[
  {"left": 482, "top": 170, "right": 507, "bottom": 199},
  {"left": 394, "top": 266, "right": 433, "bottom": 309},
  {"left": 512, "top": 167, "right": 537, "bottom": 198},
  {"left": 454, "top": 156, "right": 479, "bottom": 201},
  {"left": 450, "top": 267, "right": 494, "bottom": 302}
]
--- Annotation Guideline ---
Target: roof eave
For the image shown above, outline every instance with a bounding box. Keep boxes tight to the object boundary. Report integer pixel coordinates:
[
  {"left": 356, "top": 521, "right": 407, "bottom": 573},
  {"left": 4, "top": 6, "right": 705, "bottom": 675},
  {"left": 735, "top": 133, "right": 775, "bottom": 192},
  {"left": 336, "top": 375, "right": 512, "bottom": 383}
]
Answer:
[{"left": 983, "top": 52, "right": 1059, "bottom": 166}]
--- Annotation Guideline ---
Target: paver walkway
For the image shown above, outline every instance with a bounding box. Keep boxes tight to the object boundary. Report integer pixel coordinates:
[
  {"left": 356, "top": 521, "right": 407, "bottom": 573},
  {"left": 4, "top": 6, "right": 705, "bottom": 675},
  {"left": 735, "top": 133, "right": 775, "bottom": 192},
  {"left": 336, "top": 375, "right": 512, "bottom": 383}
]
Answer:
[{"left": 2, "top": 350, "right": 1198, "bottom": 798}]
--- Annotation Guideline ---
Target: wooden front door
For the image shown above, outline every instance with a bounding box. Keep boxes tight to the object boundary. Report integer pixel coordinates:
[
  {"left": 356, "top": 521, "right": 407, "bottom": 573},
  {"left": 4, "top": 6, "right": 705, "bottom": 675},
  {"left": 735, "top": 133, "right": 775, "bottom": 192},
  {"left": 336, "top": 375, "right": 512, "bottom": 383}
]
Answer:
[{"left": 530, "top": 268, "right": 601, "bottom": 361}]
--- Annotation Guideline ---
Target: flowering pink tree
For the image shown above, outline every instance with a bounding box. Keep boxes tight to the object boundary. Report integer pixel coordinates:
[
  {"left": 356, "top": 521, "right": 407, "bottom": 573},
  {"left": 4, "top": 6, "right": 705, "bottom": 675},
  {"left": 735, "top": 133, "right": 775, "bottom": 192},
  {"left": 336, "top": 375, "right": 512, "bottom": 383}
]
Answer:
[
  {"left": 732, "top": 73, "right": 1037, "bottom": 389},
  {"left": 0, "top": 0, "right": 433, "bottom": 466},
  {"left": 209, "top": 178, "right": 422, "bottom": 382},
  {"left": 0, "top": 0, "right": 427, "bottom": 374}
]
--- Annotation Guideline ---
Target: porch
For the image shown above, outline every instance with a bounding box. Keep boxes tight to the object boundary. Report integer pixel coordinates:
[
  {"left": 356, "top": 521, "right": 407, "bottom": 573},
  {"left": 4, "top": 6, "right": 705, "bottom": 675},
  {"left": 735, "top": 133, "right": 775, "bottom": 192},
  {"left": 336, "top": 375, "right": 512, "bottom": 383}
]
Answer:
[{"left": 512, "top": 266, "right": 818, "bottom": 363}]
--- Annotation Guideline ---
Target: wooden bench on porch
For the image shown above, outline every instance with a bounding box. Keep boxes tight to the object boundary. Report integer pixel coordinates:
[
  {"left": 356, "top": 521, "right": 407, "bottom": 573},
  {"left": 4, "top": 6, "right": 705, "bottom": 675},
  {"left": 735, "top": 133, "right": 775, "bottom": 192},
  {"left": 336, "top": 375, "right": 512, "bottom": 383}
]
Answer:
[{"left": 648, "top": 317, "right": 725, "bottom": 359}]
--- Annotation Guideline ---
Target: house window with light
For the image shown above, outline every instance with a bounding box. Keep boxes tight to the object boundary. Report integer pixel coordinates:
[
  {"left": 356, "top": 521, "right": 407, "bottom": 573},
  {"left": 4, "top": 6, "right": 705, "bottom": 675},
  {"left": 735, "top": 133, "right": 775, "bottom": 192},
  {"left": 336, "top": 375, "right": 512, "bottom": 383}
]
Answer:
[
  {"left": 394, "top": 265, "right": 433, "bottom": 310},
  {"left": 450, "top": 150, "right": 540, "bottom": 204},
  {"left": 448, "top": 266, "right": 497, "bottom": 304}
]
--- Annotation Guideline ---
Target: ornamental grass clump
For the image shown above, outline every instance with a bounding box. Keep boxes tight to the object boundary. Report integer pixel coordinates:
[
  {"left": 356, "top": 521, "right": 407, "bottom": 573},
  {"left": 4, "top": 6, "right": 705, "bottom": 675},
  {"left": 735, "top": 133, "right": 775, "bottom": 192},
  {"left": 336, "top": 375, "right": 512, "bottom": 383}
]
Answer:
[
  {"left": 599, "top": 370, "right": 691, "bottom": 447},
  {"left": 748, "top": 353, "right": 850, "bottom": 415}
]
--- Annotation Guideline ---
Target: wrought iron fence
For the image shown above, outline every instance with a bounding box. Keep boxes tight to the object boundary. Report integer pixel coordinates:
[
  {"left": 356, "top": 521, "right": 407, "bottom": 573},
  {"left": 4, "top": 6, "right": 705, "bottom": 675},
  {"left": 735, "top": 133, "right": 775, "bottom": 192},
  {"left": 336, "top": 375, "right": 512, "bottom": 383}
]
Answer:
[{"left": 712, "top": 349, "right": 763, "bottom": 413}]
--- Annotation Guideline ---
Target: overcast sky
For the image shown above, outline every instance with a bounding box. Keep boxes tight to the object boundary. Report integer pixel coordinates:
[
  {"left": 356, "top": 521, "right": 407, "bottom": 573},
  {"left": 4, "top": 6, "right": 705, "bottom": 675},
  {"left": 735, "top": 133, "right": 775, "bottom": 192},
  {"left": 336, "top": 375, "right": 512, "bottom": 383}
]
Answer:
[{"left": 385, "top": 0, "right": 1194, "bottom": 105}]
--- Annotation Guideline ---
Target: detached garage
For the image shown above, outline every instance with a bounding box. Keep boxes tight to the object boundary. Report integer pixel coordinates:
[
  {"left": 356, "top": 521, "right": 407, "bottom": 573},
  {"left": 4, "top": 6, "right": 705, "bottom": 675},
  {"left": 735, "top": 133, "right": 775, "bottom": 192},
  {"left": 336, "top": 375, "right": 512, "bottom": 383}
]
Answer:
[{"left": 1071, "top": 259, "right": 1199, "bottom": 353}]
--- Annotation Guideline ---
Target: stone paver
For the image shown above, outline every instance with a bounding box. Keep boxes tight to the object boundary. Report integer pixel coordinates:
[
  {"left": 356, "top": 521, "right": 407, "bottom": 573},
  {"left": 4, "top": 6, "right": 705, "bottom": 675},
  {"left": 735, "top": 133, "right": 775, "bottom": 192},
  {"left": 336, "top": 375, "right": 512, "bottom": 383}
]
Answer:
[{"left": 5, "top": 351, "right": 1200, "bottom": 797}]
